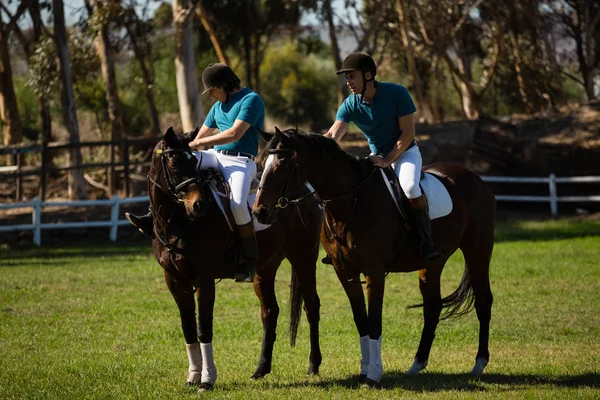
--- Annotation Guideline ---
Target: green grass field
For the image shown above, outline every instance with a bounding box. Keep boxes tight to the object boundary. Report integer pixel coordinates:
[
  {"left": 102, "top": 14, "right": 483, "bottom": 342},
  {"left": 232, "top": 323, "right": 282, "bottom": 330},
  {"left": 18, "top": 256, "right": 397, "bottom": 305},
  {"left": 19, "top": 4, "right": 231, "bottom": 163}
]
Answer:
[{"left": 1, "top": 218, "right": 600, "bottom": 399}]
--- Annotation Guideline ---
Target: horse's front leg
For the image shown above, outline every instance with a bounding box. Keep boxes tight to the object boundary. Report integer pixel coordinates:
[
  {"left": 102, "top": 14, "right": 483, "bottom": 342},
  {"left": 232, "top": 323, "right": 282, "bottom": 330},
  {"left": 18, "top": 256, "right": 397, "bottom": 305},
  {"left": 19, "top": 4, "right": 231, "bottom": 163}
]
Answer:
[
  {"left": 364, "top": 273, "right": 386, "bottom": 386},
  {"left": 251, "top": 265, "right": 279, "bottom": 379},
  {"left": 332, "top": 266, "right": 370, "bottom": 380},
  {"left": 196, "top": 279, "right": 217, "bottom": 391},
  {"left": 163, "top": 271, "right": 201, "bottom": 386}
]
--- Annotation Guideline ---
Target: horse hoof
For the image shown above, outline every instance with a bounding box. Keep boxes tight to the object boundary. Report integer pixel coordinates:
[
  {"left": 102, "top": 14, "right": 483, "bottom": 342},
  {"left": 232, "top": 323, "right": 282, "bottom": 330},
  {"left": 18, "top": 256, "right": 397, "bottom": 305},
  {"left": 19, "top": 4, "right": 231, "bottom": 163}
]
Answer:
[
  {"left": 405, "top": 359, "right": 427, "bottom": 376},
  {"left": 360, "top": 377, "right": 381, "bottom": 388},
  {"left": 250, "top": 370, "right": 269, "bottom": 380},
  {"left": 198, "top": 382, "right": 213, "bottom": 392},
  {"left": 471, "top": 358, "right": 488, "bottom": 376},
  {"left": 306, "top": 366, "right": 319, "bottom": 376},
  {"left": 358, "top": 374, "right": 367, "bottom": 383}
]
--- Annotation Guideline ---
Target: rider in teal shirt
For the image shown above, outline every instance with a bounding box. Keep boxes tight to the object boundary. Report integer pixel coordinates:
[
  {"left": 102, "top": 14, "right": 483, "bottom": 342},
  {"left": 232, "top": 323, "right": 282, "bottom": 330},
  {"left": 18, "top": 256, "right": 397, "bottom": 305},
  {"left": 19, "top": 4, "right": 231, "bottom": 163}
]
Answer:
[{"left": 325, "top": 52, "right": 441, "bottom": 262}]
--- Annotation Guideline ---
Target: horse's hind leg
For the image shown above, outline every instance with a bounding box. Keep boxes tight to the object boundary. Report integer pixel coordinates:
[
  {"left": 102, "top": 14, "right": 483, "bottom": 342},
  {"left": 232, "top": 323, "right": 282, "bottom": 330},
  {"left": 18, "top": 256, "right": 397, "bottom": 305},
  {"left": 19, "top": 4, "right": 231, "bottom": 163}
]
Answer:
[
  {"left": 287, "top": 251, "right": 322, "bottom": 375},
  {"left": 406, "top": 267, "right": 443, "bottom": 376},
  {"left": 251, "top": 261, "right": 280, "bottom": 379},
  {"left": 164, "top": 271, "right": 202, "bottom": 385},
  {"left": 462, "top": 243, "right": 493, "bottom": 376}
]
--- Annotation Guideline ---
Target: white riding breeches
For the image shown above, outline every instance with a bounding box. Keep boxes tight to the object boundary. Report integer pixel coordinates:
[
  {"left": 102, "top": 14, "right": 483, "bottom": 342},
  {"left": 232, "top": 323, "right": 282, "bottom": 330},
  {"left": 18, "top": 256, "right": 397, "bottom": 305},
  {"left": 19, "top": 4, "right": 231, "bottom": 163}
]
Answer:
[
  {"left": 391, "top": 145, "right": 423, "bottom": 199},
  {"left": 193, "top": 149, "right": 256, "bottom": 225}
]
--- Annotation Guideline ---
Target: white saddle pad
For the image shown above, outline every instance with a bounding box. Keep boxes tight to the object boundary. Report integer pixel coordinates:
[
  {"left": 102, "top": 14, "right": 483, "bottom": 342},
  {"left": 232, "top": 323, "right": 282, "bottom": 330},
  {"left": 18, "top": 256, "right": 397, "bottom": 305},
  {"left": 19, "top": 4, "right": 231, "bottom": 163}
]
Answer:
[
  {"left": 380, "top": 170, "right": 453, "bottom": 220},
  {"left": 208, "top": 184, "right": 271, "bottom": 232}
]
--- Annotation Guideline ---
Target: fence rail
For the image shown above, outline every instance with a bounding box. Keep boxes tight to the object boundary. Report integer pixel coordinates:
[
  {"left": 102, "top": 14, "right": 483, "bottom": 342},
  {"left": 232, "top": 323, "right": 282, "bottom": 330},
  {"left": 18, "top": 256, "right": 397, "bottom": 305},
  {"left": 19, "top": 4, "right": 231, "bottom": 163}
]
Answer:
[{"left": 1, "top": 174, "right": 599, "bottom": 246}]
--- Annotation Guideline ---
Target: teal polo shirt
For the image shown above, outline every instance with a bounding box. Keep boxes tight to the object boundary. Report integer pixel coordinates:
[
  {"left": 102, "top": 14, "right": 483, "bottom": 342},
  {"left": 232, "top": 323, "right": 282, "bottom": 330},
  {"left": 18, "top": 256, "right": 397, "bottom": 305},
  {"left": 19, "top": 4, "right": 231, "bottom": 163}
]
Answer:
[
  {"left": 336, "top": 81, "right": 417, "bottom": 156},
  {"left": 204, "top": 87, "right": 265, "bottom": 156}
]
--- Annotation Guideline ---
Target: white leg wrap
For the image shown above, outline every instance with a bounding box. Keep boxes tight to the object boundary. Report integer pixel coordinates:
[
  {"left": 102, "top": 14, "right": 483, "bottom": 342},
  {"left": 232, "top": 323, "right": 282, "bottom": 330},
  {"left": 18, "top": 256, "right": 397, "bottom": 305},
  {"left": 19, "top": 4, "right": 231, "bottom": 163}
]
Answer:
[
  {"left": 200, "top": 342, "right": 218, "bottom": 385},
  {"left": 186, "top": 342, "right": 202, "bottom": 384},
  {"left": 405, "top": 357, "right": 428, "bottom": 376},
  {"left": 366, "top": 336, "right": 383, "bottom": 383},
  {"left": 359, "top": 335, "right": 370, "bottom": 376}
]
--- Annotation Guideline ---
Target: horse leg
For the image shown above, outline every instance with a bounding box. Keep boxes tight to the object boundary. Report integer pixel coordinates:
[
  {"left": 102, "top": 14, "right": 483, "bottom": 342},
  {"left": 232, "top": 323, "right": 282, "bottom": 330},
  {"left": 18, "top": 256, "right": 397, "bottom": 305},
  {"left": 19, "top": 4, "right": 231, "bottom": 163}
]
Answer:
[
  {"left": 251, "top": 263, "right": 279, "bottom": 379},
  {"left": 463, "top": 246, "right": 493, "bottom": 376},
  {"left": 406, "top": 268, "right": 442, "bottom": 376},
  {"left": 196, "top": 279, "right": 217, "bottom": 391},
  {"left": 333, "top": 267, "right": 370, "bottom": 380},
  {"left": 364, "top": 273, "right": 386, "bottom": 386},
  {"left": 287, "top": 252, "right": 321, "bottom": 375},
  {"left": 163, "top": 271, "right": 201, "bottom": 386}
]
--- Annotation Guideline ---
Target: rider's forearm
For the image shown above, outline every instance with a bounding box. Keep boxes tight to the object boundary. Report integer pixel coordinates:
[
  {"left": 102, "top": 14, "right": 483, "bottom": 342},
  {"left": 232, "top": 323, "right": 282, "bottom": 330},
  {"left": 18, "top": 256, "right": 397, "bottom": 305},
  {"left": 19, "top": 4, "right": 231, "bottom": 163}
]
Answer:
[{"left": 383, "top": 130, "right": 415, "bottom": 165}]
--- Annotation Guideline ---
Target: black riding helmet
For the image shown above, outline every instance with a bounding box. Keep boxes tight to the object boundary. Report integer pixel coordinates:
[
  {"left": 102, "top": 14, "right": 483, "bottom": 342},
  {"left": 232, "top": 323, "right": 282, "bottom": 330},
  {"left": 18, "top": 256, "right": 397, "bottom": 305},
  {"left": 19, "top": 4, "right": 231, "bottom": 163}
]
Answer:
[
  {"left": 336, "top": 53, "right": 377, "bottom": 99},
  {"left": 336, "top": 52, "right": 377, "bottom": 76},
  {"left": 201, "top": 63, "right": 240, "bottom": 95}
]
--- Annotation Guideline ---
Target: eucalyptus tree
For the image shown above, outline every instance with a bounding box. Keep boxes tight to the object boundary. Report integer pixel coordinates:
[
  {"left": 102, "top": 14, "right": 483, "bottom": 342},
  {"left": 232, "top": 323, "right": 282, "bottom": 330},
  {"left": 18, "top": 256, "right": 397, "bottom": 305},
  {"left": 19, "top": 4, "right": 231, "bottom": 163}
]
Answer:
[
  {"left": 0, "top": 0, "right": 29, "bottom": 151},
  {"left": 52, "top": 0, "right": 87, "bottom": 199}
]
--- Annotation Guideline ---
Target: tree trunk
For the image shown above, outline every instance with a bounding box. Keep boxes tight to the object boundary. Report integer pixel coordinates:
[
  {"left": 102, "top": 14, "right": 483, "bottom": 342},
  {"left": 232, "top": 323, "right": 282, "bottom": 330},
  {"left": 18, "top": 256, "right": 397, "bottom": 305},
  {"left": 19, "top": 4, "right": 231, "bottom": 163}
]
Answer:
[
  {"left": 173, "top": 0, "right": 204, "bottom": 132},
  {"left": 509, "top": 33, "right": 535, "bottom": 113},
  {"left": 395, "top": 0, "right": 433, "bottom": 122},
  {"left": 96, "top": 18, "right": 125, "bottom": 195},
  {"left": 242, "top": 34, "right": 253, "bottom": 89},
  {"left": 323, "top": 0, "right": 348, "bottom": 104},
  {"left": 121, "top": 12, "right": 160, "bottom": 134},
  {"left": 195, "top": 0, "right": 229, "bottom": 65},
  {"left": 52, "top": 0, "right": 87, "bottom": 199},
  {"left": 0, "top": 36, "right": 22, "bottom": 154}
]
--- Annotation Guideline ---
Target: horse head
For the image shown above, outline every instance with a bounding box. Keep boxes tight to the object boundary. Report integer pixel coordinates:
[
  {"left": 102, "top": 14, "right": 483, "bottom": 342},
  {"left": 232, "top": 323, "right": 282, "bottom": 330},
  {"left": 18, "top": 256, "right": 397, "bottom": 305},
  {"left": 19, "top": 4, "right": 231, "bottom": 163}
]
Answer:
[
  {"left": 253, "top": 127, "right": 309, "bottom": 224},
  {"left": 150, "top": 126, "right": 210, "bottom": 219}
]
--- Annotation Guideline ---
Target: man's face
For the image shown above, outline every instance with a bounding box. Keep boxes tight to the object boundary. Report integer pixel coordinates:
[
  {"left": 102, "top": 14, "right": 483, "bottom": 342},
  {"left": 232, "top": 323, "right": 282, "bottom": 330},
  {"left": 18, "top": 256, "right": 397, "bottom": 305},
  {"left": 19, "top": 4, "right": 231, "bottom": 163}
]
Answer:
[
  {"left": 344, "top": 70, "right": 373, "bottom": 94},
  {"left": 344, "top": 70, "right": 363, "bottom": 94},
  {"left": 208, "top": 85, "right": 227, "bottom": 102}
]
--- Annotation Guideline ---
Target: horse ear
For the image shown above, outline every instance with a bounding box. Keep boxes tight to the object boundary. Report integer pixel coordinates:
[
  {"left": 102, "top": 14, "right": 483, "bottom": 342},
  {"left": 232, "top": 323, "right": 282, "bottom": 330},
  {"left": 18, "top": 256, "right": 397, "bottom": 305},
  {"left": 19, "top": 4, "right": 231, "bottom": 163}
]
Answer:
[
  {"left": 258, "top": 128, "right": 274, "bottom": 143},
  {"left": 164, "top": 126, "right": 177, "bottom": 146},
  {"left": 182, "top": 126, "right": 199, "bottom": 144},
  {"left": 274, "top": 126, "right": 284, "bottom": 142}
]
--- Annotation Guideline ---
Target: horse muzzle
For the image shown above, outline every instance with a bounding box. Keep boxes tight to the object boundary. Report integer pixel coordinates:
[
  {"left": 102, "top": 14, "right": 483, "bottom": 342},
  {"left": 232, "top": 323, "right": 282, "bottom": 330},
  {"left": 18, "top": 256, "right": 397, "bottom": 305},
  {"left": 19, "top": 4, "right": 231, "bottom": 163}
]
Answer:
[{"left": 252, "top": 205, "right": 277, "bottom": 224}]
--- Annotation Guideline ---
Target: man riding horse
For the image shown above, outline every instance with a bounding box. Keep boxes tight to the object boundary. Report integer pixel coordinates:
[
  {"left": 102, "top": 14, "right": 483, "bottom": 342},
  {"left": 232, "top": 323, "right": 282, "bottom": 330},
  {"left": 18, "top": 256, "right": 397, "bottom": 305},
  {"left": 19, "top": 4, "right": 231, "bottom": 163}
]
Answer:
[
  {"left": 325, "top": 52, "right": 441, "bottom": 262},
  {"left": 126, "top": 63, "right": 263, "bottom": 282}
]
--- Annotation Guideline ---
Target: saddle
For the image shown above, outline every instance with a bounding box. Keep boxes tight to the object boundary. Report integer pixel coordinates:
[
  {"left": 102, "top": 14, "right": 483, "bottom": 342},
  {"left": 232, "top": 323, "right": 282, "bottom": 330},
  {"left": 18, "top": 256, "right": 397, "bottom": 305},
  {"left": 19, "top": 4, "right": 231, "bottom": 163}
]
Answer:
[{"left": 380, "top": 167, "right": 453, "bottom": 221}]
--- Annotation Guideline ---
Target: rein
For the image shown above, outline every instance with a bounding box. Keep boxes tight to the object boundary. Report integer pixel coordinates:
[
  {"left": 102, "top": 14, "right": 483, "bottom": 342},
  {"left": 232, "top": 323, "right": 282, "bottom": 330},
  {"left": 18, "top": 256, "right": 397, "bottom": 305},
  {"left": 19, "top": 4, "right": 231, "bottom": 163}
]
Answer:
[{"left": 264, "top": 145, "right": 378, "bottom": 282}]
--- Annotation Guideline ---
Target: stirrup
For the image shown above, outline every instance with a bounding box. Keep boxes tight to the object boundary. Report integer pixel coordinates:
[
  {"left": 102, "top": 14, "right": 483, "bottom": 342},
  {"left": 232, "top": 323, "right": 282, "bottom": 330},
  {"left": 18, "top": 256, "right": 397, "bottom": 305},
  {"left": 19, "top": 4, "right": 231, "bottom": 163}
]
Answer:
[{"left": 234, "top": 262, "right": 255, "bottom": 283}]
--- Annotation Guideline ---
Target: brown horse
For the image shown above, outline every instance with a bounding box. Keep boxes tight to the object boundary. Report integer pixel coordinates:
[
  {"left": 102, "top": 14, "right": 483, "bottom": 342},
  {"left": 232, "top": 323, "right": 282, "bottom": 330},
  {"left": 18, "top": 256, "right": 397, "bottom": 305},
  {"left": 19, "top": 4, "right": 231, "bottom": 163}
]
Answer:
[
  {"left": 148, "top": 128, "right": 323, "bottom": 391},
  {"left": 253, "top": 128, "right": 496, "bottom": 386}
]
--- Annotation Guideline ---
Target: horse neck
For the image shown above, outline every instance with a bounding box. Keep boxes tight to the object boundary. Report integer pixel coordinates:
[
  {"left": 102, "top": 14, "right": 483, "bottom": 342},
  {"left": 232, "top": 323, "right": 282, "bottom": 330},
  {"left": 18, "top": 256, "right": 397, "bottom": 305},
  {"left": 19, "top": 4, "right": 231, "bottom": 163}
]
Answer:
[{"left": 305, "top": 144, "right": 370, "bottom": 208}]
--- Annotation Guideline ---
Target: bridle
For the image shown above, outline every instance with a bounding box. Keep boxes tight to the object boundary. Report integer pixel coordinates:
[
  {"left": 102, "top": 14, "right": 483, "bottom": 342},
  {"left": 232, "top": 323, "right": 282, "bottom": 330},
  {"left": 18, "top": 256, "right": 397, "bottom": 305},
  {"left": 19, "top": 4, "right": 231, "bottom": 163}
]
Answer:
[{"left": 149, "top": 147, "right": 205, "bottom": 204}]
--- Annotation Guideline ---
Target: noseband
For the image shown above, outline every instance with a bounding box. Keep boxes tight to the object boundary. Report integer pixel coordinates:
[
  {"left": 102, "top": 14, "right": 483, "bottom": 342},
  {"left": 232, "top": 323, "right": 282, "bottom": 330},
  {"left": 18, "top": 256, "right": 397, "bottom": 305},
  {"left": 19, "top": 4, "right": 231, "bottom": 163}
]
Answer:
[{"left": 151, "top": 147, "right": 205, "bottom": 204}]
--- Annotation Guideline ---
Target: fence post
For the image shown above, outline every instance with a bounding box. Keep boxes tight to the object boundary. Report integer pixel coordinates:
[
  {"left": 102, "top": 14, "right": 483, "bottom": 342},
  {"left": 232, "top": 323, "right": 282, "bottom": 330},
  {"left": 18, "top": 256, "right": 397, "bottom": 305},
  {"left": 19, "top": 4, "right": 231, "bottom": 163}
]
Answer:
[
  {"left": 16, "top": 151, "right": 23, "bottom": 201},
  {"left": 124, "top": 138, "right": 130, "bottom": 197},
  {"left": 33, "top": 197, "right": 42, "bottom": 246},
  {"left": 110, "top": 195, "right": 120, "bottom": 242},
  {"left": 549, "top": 173, "right": 557, "bottom": 217}
]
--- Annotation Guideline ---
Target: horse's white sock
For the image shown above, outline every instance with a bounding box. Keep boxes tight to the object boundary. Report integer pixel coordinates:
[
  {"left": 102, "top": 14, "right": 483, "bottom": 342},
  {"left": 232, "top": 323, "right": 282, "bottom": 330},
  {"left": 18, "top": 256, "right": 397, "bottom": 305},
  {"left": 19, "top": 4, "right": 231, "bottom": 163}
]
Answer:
[
  {"left": 200, "top": 342, "right": 218, "bottom": 385},
  {"left": 186, "top": 342, "right": 202, "bottom": 384},
  {"left": 360, "top": 335, "right": 370, "bottom": 376},
  {"left": 367, "top": 336, "right": 383, "bottom": 382}
]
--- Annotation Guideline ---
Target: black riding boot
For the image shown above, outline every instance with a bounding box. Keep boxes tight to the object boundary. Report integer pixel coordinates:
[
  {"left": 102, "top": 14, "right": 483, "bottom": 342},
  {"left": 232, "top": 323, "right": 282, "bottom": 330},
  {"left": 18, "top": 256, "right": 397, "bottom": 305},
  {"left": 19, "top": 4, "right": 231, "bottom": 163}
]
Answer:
[
  {"left": 408, "top": 195, "right": 442, "bottom": 262},
  {"left": 235, "top": 221, "right": 257, "bottom": 283},
  {"left": 125, "top": 208, "right": 154, "bottom": 237}
]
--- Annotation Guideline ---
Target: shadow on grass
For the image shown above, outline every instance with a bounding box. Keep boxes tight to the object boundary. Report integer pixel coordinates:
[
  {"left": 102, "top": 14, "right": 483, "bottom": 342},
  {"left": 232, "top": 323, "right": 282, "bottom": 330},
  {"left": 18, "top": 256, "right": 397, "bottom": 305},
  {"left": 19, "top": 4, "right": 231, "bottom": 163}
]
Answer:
[
  {"left": 230, "top": 371, "right": 600, "bottom": 392},
  {"left": 495, "top": 219, "right": 600, "bottom": 243},
  {"left": 0, "top": 236, "right": 151, "bottom": 264}
]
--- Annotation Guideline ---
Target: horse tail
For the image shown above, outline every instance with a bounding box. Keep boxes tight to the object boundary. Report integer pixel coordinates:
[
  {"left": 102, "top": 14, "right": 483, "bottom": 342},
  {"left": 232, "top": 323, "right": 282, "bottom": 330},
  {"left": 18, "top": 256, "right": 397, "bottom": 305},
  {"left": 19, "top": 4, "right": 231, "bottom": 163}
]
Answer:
[
  {"left": 407, "top": 268, "right": 475, "bottom": 320},
  {"left": 289, "top": 268, "right": 303, "bottom": 347}
]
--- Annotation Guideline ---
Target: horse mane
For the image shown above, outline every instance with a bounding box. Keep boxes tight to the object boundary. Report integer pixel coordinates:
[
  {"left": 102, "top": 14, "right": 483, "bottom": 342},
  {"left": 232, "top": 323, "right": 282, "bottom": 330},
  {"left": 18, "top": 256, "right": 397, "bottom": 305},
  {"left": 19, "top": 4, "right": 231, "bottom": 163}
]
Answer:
[{"left": 262, "top": 128, "right": 372, "bottom": 173}]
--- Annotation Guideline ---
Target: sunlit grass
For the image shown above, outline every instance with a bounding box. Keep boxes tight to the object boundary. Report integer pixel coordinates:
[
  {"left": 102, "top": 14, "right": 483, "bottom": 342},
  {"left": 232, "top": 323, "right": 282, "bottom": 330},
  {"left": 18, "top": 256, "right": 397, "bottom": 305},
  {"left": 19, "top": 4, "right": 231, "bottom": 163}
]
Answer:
[{"left": 1, "top": 219, "right": 599, "bottom": 399}]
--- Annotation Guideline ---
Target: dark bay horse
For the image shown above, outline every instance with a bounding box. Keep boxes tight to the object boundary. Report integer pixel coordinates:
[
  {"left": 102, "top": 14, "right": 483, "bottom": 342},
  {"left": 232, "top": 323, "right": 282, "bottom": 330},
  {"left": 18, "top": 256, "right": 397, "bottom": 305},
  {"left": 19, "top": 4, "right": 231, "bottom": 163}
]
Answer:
[
  {"left": 148, "top": 128, "right": 323, "bottom": 390},
  {"left": 253, "top": 128, "right": 496, "bottom": 386}
]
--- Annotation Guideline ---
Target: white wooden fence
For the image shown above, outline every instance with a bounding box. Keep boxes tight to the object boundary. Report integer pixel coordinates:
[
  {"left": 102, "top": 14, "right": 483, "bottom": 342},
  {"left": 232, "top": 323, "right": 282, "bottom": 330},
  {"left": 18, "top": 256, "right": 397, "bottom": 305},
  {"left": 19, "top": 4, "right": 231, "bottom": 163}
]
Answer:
[{"left": 1, "top": 174, "right": 599, "bottom": 246}]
